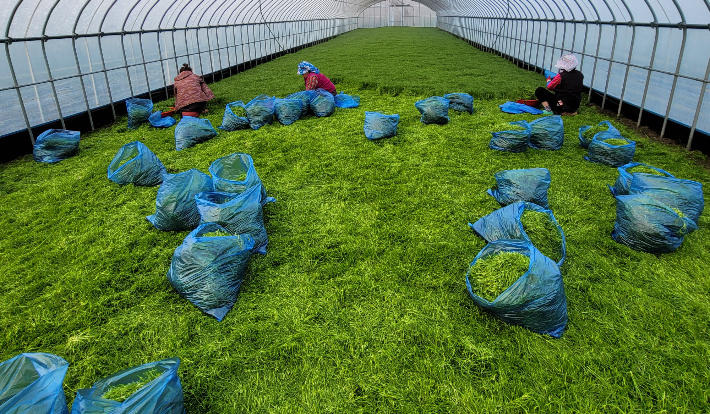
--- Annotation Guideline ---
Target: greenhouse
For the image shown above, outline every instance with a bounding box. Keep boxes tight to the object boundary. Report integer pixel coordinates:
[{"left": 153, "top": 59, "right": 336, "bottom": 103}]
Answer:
[{"left": 0, "top": 0, "right": 709, "bottom": 412}]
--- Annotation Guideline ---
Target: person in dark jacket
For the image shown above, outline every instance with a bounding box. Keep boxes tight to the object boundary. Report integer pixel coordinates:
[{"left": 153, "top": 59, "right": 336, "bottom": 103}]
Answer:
[
  {"left": 297, "top": 61, "right": 336, "bottom": 95},
  {"left": 173, "top": 63, "right": 215, "bottom": 117},
  {"left": 535, "top": 54, "right": 584, "bottom": 115}
]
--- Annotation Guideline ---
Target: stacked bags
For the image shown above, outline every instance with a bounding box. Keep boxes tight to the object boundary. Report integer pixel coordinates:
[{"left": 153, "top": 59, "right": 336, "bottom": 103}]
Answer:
[{"left": 489, "top": 116, "right": 564, "bottom": 152}]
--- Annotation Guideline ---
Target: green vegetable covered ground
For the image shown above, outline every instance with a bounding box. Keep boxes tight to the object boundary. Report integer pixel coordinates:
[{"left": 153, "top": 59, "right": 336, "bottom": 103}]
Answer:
[{"left": 1, "top": 27, "right": 709, "bottom": 412}]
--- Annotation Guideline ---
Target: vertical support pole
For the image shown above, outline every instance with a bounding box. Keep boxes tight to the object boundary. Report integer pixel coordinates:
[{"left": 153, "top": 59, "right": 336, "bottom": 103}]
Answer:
[
  {"left": 686, "top": 56, "right": 710, "bottom": 150},
  {"left": 660, "top": 25, "right": 688, "bottom": 138},
  {"left": 4, "top": 41, "right": 35, "bottom": 144},
  {"left": 637, "top": 23, "right": 659, "bottom": 127},
  {"left": 97, "top": 34, "right": 117, "bottom": 120},
  {"left": 40, "top": 37, "right": 66, "bottom": 129},
  {"left": 71, "top": 35, "right": 95, "bottom": 130}
]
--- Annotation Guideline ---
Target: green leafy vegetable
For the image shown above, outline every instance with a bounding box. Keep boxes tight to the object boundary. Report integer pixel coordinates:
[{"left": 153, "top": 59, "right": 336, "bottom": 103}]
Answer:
[
  {"left": 468, "top": 252, "right": 530, "bottom": 302},
  {"left": 101, "top": 369, "right": 162, "bottom": 402}
]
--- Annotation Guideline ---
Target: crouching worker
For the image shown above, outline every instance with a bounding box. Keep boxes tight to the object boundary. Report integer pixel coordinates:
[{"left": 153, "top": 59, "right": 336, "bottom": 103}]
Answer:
[
  {"left": 535, "top": 54, "right": 584, "bottom": 116},
  {"left": 297, "top": 61, "right": 336, "bottom": 95},
  {"left": 173, "top": 63, "right": 215, "bottom": 117}
]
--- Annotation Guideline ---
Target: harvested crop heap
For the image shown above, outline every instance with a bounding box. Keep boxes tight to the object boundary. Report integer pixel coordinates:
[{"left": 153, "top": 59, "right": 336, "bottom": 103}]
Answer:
[
  {"left": 101, "top": 369, "right": 162, "bottom": 402},
  {"left": 467, "top": 252, "right": 530, "bottom": 302},
  {"left": 521, "top": 210, "right": 563, "bottom": 263}
]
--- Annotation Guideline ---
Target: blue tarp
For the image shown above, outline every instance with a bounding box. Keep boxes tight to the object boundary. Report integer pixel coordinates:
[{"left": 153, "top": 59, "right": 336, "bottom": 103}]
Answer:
[
  {"left": 148, "top": 111, "right": 176, "bottom": 128},
  {"left": 487, "top": 168, "right": 551, "bottom": 208},
  {"left": 33, "top": 129, "right": 80, "bottom": 163},
  {"left": 364, "top": 112, "right": 400, "bottom": 140},
  {"left": 107, "top": 141, "right": 166, "bottom": 186},
  {"left": 146, "top": 169, "right": 213, "bottom": 231},
  {"left": 499, "top": 101, "right": 543, "bottom": 115}
]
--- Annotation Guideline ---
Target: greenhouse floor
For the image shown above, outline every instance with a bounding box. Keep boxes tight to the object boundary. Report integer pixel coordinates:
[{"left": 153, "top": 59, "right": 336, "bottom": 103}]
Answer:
[{"left": 1, "top": 27, "right": 709, "bottom": 412}]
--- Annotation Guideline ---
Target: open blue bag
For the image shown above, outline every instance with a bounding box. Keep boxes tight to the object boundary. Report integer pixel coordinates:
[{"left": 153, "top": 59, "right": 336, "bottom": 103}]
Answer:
[
  {"left": 174, "top": 116, "right": 217, "bottom": 151},
  {"left": 465, "top": 240, "right": 568, "bottom": 338},
  {"left": 219, "top": 101, "right": 250, "bottom": 131},
  {"left": 146, "top": 169, "right": 213, "bottom": 231},
  {"left": 528, "top": 115, "right": 564, "bottom": 150},
  {"left": 487, "top": 168, "right": 550, "bottom": 208},
  {"left": 364, "top": 112, "right": 400, "bottom": 140},
  {"left": 286, "top": 91, "right": 314, "bottom": 118},
  {"left": 498, "top": 101, "right": 543, "bottom": 115},
  {"left": 626, "top": 173, "right": 704, "bottom": 225},
  {"left": 245, "top": 95, "right": 276, "bottom": 129},
  {"left": 444, "top": 93, "right": 474, "bottom": 114},
  {"left": 209, "top": 153, "right": 274, "bottom": 206},
  {"left": 274, "top": 98, "right": 303, "bottom": 126},
  {"left": 469, "top": 201, "right": 566, "bottom": 266},
  {"left": 148, "top": 111, "right": 176, "bottom": 128},
  {"left": 608, "top": 162, "right": 675, "bottom": 196},
  {"left": 334, "top": 92, "right": 360, "bottom": 108},
  {"left": 489, "top": 120, "right": 531, "bottom": 152},
  {"left": 0, "top": 353, "right": 69, "bottom": 414},
  {"left": 126, "top": 98, "right": 153, "bottom": 129},
  {"left": 69, "top": 357, "right": 184, "bottom": 414},
  {"left": 33, "top": 129, "right": 81, "bottom": 163},
  {"left": 107, "top": 141, "right": 166, "bottom": 186},
  {"left": 309, "top": 89, "right": 335, "bottom": 117},
  {"left": 585, "top": 136, "right": 636, "bottom": 167},
  {"left": 612, "top": 194, "right": 698, "bottom": 254},
  {"left": 195, "top": 186, "right": 268, "bottom": 254},
  {"left": 415, "top": 96, "right": 449, "bottom": 125},
  {"left": 167, "top": 223, "right": 254, "bottom": 321},
  {"left": 578, "top": 121, "right": 621, "bottom": 149}
]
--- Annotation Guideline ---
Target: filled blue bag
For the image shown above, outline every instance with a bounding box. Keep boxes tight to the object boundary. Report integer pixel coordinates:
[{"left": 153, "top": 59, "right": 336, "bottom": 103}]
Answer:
[
  {"left": 465, "top": 240, "right": 568, "bottom": 338},
  {"left": 274, "top": 98, "right": 303, "bottom": 126},
  {"left": 195, "top": 186, "right": 268, "bottom": 254},
  {"left": 528, "top": 115, "right": 564, "bottom": 150},
  {"left": 146, "top": 169, "right": 213, "bottom": 231},
  {"left": 126, "top": 98, "right": 153, "bottom": 129},
  {"left": 585, "top": 136, "right": 636, "bottom": 167},
  {"left": 499, "top": 101, "right": 543, "bottom": 115},
  {"left": 608, "top": 162, "right": 675, "bottom": 196},
  {"left": 286, "top": 91, "right": 314, "bottom": 118},
  {"left": 469, "top": 201, "right": 566, "bottom": 266},
  {"left": 69, "top": 357, "right": 184, "bottom": 414},
  {"left": 626, "top": 173, "right": 704, "bottom": 226},
  {"left": 364, "top": 112, "right": 400, "bottom": 140},
  {"left": 107, "top": 141, "right": 166, "bottom": 187},
  {"left": 148, "top": 111, "right": 176, "bottom": 128},
  {"left": 0, "top": 353, "right": 69, "bottom": 414},
  {"left": 33, "top": 129, "right": 81, "bottom": 163},
  {"left": 174, "top": 116, "right": 217, "bottom": 151},
  {"left": 489, "top": 120, "right": 531, "bottom": 152},
  {"left": 334, "top": 92, "right": 360, "bottom": 108},
  {"left": 219, "top": 101, "right": 250, "bottom": 131},
  {"left": 487, "top": 168, "right": 551, "bottom": 208},
  {"left": 578, "top": 121, "right": 621, "bottom": 149},
  {"left": 167, "top": 223, "right": 254, "bottom": 321},
  {"left": 415, "top": 96, "right": 449, "bottom": 125},
  {"left": 245, "top": 95, "right": 276, "bottom": 129},
  {"left": 309, "top": 89, "right": 336, "bottom": 117},
  {"left": 612, "top": 194, "right": 698, "bottom": 254},
  {"left": 209, "top": 153, "right": 274, "bottom": 206},
  {"left": 444, "top": 93, "right": 474, "bottom": 114}
]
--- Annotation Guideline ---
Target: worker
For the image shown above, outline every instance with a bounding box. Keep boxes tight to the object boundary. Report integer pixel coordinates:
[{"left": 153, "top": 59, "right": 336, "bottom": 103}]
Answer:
[
  {"left": 173, "top": 63, "right": 215, "bottom": 117},
  {"left": 535, "top": 54, "right": 584, "bottom": 116},
  {"left": 297, "top": 61, "right": 336, "bottom": 95}
]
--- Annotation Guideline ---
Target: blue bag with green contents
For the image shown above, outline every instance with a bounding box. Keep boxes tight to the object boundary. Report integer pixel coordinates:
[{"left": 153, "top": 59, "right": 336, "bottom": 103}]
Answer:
[
  {"left": 69, "top": 357, "right": 184, "bottom": 414},
  {"left": 174, "top": 116, "right": 217, "bottom": 151},
  {"left": 487, "top": 168, "right": 551, "bottom": 208},
  {"left": 578, "top": 121, "right": 621, "bottom": 149},
  {"left": 309, "top": 89, "right": 335, "bottom": 117},
  {"left": 609, "top": 162, "right": 676, "bottom": 196},
  {"left": 444, "top": 93, "right": 474, "bottom": 113},
  {"left": 364, "top": 112, "right": 399, "bottom": 140},
  {"left": 146, "top": 169, "right": 213, "bottom": 231},
  {"left": 107, "top": 141, "right": 166, "bottom": 187},
  {"left": 415, "top": 96, "right": 449, "bottom": 125},
  {"left": 528, "top": 115, "right": 564, "bottom": 150},
  {"left": 209, "top": 153, "right": 275, "bottom": 206},
  {"left": 245, "top": 95, "right": 276, "bottom": 129},
  {"left": 286, "top": 91, "right": 314, "bottom": 118},
  {"left": 334, "top": 92, "right": 360, "bottom": 108},
  {"left": 0, "top": 353, "right": 69, "bottom": 414},
  {"left": 274, "top": 98, "right": 303, "bottom": 126},
  {"left": 33, "top": 129, "right": 81, "bottom": 163},
  {"left": 626, "top": 174, "right": 704, "bottom": 226},
  {"left": 585, "top": 136, "right": 635, "bottom": 167},
  {"left": 219, "top": 101, "right": 250, "bottom": 131},
  {"left": 489, "top": 121, "right": 531, "bottom": 152},
  {"left": 126, "top": 98, "right": 153, "bottom": 129}
]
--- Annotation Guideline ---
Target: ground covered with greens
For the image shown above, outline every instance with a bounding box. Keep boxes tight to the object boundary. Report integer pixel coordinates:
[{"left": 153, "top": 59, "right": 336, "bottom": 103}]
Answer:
[{"left": 1, "top": 27, "right": 709, "bottom": 413}]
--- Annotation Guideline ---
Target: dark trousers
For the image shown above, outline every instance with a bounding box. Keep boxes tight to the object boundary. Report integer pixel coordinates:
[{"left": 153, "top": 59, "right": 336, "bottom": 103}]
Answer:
[
  {"left": 535, "top": 87, "right": 577, "bottom": 113},
  {"left": 179, "top": 101, "right": 207, "bottom": 113}
]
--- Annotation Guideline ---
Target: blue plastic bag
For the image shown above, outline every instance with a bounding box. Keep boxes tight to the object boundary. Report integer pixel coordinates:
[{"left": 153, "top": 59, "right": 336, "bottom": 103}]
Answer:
[
  {"left": 148, "top": 111, "right": 176, "bottom": 128},
  {"left": 0, "top": 353, "right": 69, "bottom": 414},
  {"left": 174, "top": 116, "right": 217, "bottom": 151},
  {"left": 309, "top": 89, "right": 336, "bottom": 117},
  {"left": 415, "top": 96, "right": 449, "bottom": 125},
  {"left": 585, "top": 136, "right": 636, "bottom": 167},
  {"left": 608, "top": 162, "right": 675, "bottom": 197},
  {"left": 69, "top": 357, "right": 184, "bottom": 414},
  {"left": 489, "top": 121, "right": 531, "bottom": 152},
  {"left": 528, "top": 115, "right": 564, "bottom": 150},
  {"left": 126, "top": 98, "right": 153, "bottom": 129},
  {"left": 364, "top": 112, "right": 400, "bottom": 140},
  {"left": 499, "top": 101, "right": 543, "bottom": 115},
  {"left": 107, "top": 141, "right": 166, "bottom": 187},
  {"left": 286, "top": 91, "right": 314, "bottom": 118},
  {"left": 444, "top": 93, "right": 474, "bottom": 114},
  {"left": 209, "top": 153, "right": 274, "bottom": 206},
  {"left": 544, "top": 69, "right": 557, "bottom": 79},
  {"left": 487, "top": 168, "right": 551, "bottom": 208},
  {"left": 612, "top": 194, "right": 698, "bottom": 254},
  {"left": 626, "top": 173, "right": 704, "bottom": 226},
  {"left": 465, "top": 240, "right": 568, "bottom": 338},
  {"left": 219, "top": 101, "right": 250, "bottom": 131},
  {"left": 334, "top": 92, "right": 360, "bottom": 108},
  {"left": 274, "top": 98, "right": 303, "bottom": 126},
  {"left": 167, "top": 223, "right": 254, "bottom": 321},
  {"left": 195, "top": 186, "right": 268, "bottom": 254},
  {"left": 146, "top": 169, "right": 213, "bottom": 231},
  {"left": 245, "top": 95, "right": 276, "bottom": 129},
  {"left": 578, "top": 121, "right": 621, "bottom": 149},
  {"left": 469, "top": 201, "right": 566, "bottom": 266},
  {"left": 33, "top": 129, "right": 81, "bottom": 163}
]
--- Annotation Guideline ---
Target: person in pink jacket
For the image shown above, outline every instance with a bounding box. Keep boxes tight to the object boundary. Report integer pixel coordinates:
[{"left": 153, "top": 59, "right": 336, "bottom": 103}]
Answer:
[
  {"left": 297, "top": 61, "right": 336, "bottom": 95},
  {"left": 173, "top": 63, "right": 215, "bottom": 117}
]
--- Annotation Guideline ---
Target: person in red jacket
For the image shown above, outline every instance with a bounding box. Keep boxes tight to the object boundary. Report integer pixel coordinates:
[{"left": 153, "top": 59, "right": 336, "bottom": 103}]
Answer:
[
  {"left": 173, "top": 63, "right": 215, "bottom": 117},
  {"left": 297, "top": 61, "right": 336, "bottom": 95}
]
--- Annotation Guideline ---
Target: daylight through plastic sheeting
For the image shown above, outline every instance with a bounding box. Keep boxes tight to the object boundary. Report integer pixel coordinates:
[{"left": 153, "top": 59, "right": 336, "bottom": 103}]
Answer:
[{"left": 1, "top": 0, "right": 709, "bottom": 151}]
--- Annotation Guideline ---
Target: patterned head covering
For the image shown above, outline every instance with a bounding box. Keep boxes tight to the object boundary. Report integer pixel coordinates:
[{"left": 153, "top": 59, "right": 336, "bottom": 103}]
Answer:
[
  {"left": 297, "top": 61, "right": 319, "bottom": 75},
  {"left": 555, "top": 54, "right": 579, "bottom": 71}
]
